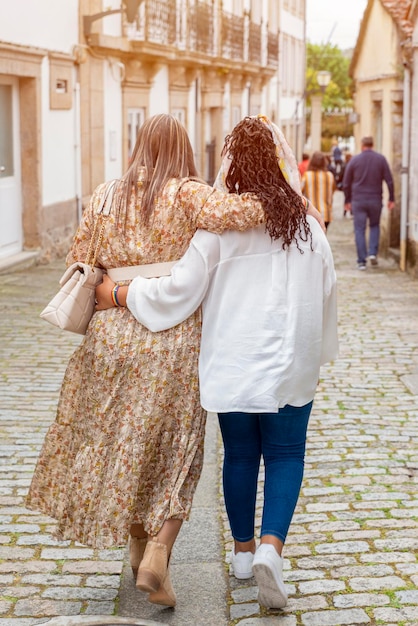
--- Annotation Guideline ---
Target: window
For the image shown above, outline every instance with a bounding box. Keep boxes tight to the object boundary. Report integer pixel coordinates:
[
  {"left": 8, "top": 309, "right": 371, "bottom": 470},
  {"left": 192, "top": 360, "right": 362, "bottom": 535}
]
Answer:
[
  {"left": 172, "top": 107, "right": 187, "bottom": 126},
  {"left": 0, "top": 85, "right": 13, "bottom": 177},
  {"left": 127, "top": 108, "right": 145, "bottom": 157}
]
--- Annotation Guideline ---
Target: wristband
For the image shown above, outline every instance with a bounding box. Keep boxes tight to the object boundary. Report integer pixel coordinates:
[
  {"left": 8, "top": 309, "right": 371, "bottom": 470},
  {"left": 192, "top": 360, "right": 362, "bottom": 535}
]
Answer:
[{"left": 111, "top": 285, "right": 121, "bottom": 307}]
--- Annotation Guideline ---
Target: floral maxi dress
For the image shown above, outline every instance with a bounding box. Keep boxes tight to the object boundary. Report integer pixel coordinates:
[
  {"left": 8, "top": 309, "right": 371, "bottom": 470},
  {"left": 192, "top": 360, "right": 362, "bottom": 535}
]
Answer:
[{"left": 26, "top": 176, "right": 263, "bottom": 548}]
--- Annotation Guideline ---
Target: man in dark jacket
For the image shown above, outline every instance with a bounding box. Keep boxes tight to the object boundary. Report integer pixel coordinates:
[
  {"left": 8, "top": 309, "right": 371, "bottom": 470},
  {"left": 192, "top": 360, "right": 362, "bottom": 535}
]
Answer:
[{"left": 343, "top": 136, "right": 394, "bottom": 270}]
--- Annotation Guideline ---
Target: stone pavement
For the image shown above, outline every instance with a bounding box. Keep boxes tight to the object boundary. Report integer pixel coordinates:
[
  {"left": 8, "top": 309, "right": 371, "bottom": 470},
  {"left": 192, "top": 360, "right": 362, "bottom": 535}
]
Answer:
[{"left": 1, "top": 201, "right": 418, "bottom": 625}]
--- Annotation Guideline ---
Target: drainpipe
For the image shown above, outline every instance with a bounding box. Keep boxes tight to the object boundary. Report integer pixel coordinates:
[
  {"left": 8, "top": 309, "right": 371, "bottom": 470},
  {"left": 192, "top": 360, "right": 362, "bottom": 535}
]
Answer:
[
  {"left": 74, "top": 77, "right": 83, "bottom": 223},
  {"left": 400, "top": 61, "right": 411, "bottom": 272}
]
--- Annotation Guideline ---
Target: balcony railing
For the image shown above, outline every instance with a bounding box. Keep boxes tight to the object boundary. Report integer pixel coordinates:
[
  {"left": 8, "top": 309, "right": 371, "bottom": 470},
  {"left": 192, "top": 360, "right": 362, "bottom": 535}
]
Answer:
[
  {"left": 128, "top": 0, "right": 277, "bottom": 70},
  {"left": 248, "top": 22, "right": 261, "bottom": 65},
  {"left": 267, "top": 30, "right": 279, "bottom": 68},
  {"left": 132, "top": 0, "right": 177, "bottom": 45},
  {"left": 221, "top": 11, "right": 244, "bottom": 61},
  {"left": 188, "top": 1, "right": 214, "bottom": 55}
]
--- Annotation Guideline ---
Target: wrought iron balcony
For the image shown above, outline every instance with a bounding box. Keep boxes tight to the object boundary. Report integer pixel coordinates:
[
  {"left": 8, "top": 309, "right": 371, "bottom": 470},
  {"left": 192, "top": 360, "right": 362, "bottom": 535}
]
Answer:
[
  {"left": 130, "top": 0, "right": 177, "bottom": 46},
  {"left": 126, "top": 0, "right": 277, "bottom": 70},
  {"left": 248, "top": 21, "right": 261, "bottom": 65},
  {"left": 221, "top": 11, "right": 244, "bottom": 61},
  {"left": 188, "top": 1, "right": 214, "bottom": 56},
  {"left": 267, "top": 30, "right": 279, "bottom": 68}
]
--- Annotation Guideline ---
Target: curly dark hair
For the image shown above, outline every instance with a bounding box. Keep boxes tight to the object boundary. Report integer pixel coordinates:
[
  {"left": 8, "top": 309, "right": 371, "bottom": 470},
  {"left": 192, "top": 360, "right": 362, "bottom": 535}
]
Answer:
[{"left": 223, "top": 117, "right": 312, "bottom": 251}]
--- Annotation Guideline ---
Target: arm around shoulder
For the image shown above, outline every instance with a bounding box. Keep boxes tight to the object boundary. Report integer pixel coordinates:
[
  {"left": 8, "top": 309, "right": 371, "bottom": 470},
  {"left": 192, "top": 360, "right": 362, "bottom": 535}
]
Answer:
[
  {"left": 180, "top": 181, "right": 264, "bottom": 233},
  {"left": 126, "top": 238, "right": 211, "bottom": 332}
]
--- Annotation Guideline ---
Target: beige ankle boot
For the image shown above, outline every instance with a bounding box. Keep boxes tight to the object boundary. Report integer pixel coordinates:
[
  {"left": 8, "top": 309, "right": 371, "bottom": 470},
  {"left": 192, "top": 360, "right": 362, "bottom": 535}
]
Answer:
[
  {"left": 129, "top": 536, "right": 147, "bottom": 579},
  {"left": 136, "top": 540, "right": 168, "bottom": 593},
  {"left": 148, "top": 566, "right": 176, "bottom": 607}
]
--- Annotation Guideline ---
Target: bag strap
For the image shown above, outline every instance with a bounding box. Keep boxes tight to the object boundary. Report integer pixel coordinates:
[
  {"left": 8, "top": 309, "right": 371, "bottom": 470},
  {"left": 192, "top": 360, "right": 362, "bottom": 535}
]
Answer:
[
  {"left": 97, "top": 179, "right": 118, "bottom": 217},
  {"left": 85, "top": 180, "right": 118, "bottom": 268}
]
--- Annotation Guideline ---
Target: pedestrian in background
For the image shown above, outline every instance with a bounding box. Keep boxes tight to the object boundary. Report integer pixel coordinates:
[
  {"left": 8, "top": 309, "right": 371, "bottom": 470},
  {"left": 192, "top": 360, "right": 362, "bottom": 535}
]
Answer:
[
  {"left": 342, "top": 153, "right": 352, "bottom": 217},
  {"left": 301, "top": 151, "right": 336, "bottom": 231},
  {"left": 343, "top": 136, "right": 394, "bottom": 270},
  {"left": 331, "top": 137, "right": 343, "bottom": 165},
  {"left": 96, "top": 115, "right": 339, "bottom": 609},
  {"left": 330, "top": 155, "right": 345, "bottom": 192},
  {"left": 298, "top": 152, "right": 310, "bottom": 177}
]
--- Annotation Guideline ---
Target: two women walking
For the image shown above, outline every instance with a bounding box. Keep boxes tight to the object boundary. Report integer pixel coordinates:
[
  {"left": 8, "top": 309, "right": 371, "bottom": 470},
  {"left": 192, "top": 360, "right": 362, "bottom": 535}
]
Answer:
[{"left": 27, "top": 113, "right": 337, "bottom": 610}]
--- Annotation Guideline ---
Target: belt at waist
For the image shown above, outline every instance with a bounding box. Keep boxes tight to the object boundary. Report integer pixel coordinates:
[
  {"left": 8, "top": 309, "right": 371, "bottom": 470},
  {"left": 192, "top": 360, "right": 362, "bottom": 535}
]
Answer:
[{"left": 107, "top": 261, "right": 177, "bottom": 282}]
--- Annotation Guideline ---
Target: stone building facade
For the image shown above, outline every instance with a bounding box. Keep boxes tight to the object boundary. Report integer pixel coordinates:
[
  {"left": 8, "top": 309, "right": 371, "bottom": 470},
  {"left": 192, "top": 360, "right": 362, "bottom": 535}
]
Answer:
[
  {"left": 0, "top": 0, "right": 306, "bottom": 264},
  {"left": 349, "top": 0, "right": 418, "bottom": 277}
]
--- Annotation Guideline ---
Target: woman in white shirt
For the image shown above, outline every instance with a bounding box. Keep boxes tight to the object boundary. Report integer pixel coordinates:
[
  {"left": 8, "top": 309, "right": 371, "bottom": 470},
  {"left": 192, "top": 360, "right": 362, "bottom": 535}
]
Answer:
[{"left": 96, "top": 115, "right": 338, "bottom": 609}]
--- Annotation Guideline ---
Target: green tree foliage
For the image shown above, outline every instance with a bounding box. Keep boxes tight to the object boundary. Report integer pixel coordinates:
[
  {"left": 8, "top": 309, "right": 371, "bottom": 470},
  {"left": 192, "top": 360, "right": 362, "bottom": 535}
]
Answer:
[
  {"left": 305, "top": 43, "right": 355, "bottom": 146},
  {"left": 306, "top": 43, "right": 353, "bottom": 110}
]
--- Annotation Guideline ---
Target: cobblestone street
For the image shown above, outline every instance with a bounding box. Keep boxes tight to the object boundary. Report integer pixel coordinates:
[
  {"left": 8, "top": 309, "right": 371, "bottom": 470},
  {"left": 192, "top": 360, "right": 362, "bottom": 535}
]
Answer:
[{"left": 0, "top": 202, "right": 418, "bottom": 625}]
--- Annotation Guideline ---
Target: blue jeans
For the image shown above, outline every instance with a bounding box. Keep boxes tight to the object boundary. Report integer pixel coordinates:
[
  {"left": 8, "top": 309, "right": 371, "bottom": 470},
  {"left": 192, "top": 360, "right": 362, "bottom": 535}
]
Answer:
[
  {"left": 351, "top": 199, "right": 383, "bottom": 264},
  {"left": 218, "top": 402, "right": 313, "bottom": 544}
]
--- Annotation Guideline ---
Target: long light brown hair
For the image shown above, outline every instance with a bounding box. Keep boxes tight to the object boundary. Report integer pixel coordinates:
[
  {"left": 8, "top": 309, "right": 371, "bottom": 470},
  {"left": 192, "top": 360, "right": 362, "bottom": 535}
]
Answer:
[{"left": 121, "top": 114, "right": 200, "bottom": 224}]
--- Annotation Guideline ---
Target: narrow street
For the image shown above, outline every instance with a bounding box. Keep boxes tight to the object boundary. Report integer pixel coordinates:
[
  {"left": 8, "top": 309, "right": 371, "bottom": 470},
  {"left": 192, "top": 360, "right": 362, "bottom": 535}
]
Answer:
[{"left": 0, "top": 197, "right": 417, "bottom": 625}]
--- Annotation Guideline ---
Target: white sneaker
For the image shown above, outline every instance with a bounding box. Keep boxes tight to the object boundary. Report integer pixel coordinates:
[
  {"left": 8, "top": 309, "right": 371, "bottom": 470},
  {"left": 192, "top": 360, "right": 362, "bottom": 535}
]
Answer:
[
  {"left": 229, "top": 548, "right": 254, "bottom": 579},
  {"left": 252, "top": 544, "right": 288, "bottom": 608}
]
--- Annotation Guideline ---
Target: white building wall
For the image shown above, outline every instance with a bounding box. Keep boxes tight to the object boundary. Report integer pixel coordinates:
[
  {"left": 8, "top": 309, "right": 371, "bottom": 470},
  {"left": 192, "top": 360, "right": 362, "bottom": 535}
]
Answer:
[
  {"left": 2, "top": 0, "right": 80, "bottom": 208},
  {"left": 223, "top": 0, "right": 234, "bottom": 12},
  {"left": 0, "top": 0, "right": 79, "bottom": 53},
  {"left": 280, "top": 8, "right": 305, "bottom": 40},
  {"left": 281, "top": 95, "right": 299, "bottom": 120},
  {"left": 41, "top": 59, "right": 78, "bottom": 205},
  {"left": 260, "top": 83, "right": 270, "bottom": 118},
  {"left": 104, "top": 61, "right": 124, "bottom": 181},
  {"left": 149, "top": 67, "right": 170, "bottom": 115},
  {"left": 223, "top": 82, "right": 231, "bottom": 134},
  {"left": 242, "top": 86, "right": 250, "bottom": 117},
  {"left": 102, "top": 0, "right": 123, "bottom": 37}
]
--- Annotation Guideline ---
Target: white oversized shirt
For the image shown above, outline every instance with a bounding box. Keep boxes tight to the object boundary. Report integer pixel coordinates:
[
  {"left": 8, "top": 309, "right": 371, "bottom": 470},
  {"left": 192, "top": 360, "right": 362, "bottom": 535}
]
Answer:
[{"left": 127, "top": 216, "right": 338, "bottom": 413}]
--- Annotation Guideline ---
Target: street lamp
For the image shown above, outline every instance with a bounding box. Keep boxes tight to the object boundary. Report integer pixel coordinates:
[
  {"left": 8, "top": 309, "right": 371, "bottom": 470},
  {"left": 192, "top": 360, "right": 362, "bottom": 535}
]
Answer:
[
  {"left": 317, "top": 70, "right": 331, "bottom": 93},
  {"left": 311, "top": 70, "right": 331, "bottom": 152}
]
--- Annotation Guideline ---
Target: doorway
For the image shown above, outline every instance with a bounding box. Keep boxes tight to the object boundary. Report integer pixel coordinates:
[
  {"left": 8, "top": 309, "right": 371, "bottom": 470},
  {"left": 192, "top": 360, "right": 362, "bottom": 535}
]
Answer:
[{"left": 0, "top": 76, "right": 22, "bottom": 259}]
